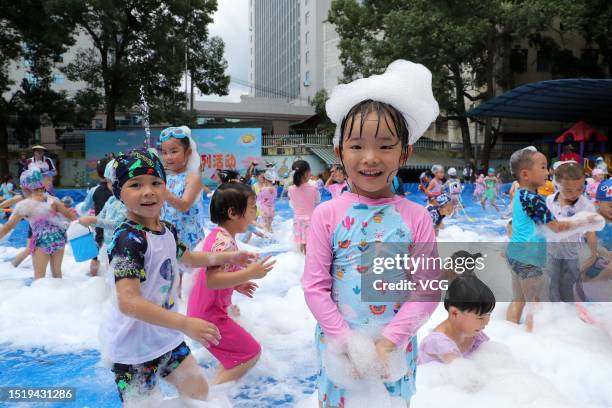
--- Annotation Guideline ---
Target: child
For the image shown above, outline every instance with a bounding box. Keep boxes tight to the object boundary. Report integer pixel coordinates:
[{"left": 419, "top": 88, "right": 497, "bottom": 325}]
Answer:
[
  {"left": 302, "top": 60, "right": 440, "bottom": 406},
  {"left": 288, "top": 160, "right": 321, "bottom": 254},
  {"left": 580, "top": 179, "right": 612, "bottom": 283},
  {"left": 546, "top": 162, "right": 597, "bottom": 301},
  {"left": 257, "top": 169, "right": 277, "bottom": 233},
  {"left": 102, "top": 149, "right": 253, "bottom": 404},
  {"left": 418, "top": 275, "right": 495, "bottom": 364},
  {"left": 89, "top": 157, "right": 113, "bottom": 276},
  {"left": 586, "top": 168, "right": 605, "bottom": 200},
  {"left": 418, "top": 170, "right": 433, "bottom": 194},
  {"left": 443, "top": 167, "right": 463, "bottom": 216},
  {"left": 187, "top": 182, "right": 276, "bottom": 384},
  {"left": 505, "top": 146, "right": 600, "bottom": 331},
  {"left": 0, "top": 169, "right": 76, "bottom": 279},
  {"left": 78, "top": 160, "right": 128, "bottom": 251},
  {"left": 473, "top": 174, "right": 485, "bottom": 201},
  {"left": 0, "top": 175, "right": 15, "bottom": 202},
  {"left": 595, "top": 156, "right": 608, "bottom": 175},
  {"left": 481, "top": 168, "right": 500, "bottom": 212},
  {"left": 159, "top": 126, "right": 206, "bottom": 251},
  {"left": 426, "top": 193, "right": 454, "bottom": 235},
  {"left": 325, "top": 165, "right": 349, "bottom": 198},
  {"left": 425, "top": 164, "right": 444, "bottom": 204}
]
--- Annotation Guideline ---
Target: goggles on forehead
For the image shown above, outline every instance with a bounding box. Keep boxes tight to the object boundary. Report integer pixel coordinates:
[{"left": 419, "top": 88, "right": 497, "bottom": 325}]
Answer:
[{"left": 159, "top": 127, "right": 190, "bottom": 142}]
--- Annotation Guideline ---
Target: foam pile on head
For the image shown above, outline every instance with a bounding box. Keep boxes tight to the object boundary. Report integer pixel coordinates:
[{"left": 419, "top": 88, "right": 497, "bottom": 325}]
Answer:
[{"left": 326, "top": 59, "right": 439, "bottom": 146}]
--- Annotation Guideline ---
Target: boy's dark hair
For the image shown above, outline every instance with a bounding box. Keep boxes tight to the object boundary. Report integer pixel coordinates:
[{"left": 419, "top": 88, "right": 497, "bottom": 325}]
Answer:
[
  {"left": 554, "top": 162, "right": 584, "bottom": 181},
  {"left": 96, "top": 157, "right": 110, "bottom": 179},
  {"left": 444, "top": 275, "right": 496, "bottom": 315},
  {"left": 210, "top": 182, "right": 255, "bottom": 224},
  {"left": 509, "top": 147, "right": 538, "bottom": 178},
  {"left": 339, "top": 100, "right": 410, "bottom": 161},
  {"left": 216, "top": 169, "right": 240, "bottom": 183},
  {"left": 292, "top": 159, "right": 311, "bottom": 186}
]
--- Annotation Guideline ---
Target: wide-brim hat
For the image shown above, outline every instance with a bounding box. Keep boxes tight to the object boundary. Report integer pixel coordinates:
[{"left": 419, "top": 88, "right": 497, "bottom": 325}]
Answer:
[{"left": 31, "top": 145, "right": 47, "bottom": 151}]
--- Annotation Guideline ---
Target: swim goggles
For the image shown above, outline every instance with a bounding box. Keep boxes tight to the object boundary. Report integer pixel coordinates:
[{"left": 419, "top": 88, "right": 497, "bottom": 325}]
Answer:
[{"left": 159, "top": 126, "right": 191, "bottom": 142}]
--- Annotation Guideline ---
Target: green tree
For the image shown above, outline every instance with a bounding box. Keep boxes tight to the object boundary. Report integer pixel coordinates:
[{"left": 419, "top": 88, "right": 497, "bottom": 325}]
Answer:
[
  {"left": 59, "top": 0, "right": 230, "bottom": 131},
  {"left": 311, "top": 89, "right": 335, "bottom": 137},
  {"left": 329, "top": 0, "right": 551, "bottom": 168},
  {"left": 0, "top": 1, "right": 75, "bottom": 174}
]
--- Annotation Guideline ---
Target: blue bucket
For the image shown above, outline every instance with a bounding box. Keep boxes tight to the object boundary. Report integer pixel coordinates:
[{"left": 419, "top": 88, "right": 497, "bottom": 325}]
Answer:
[{"left": 69, "top": 232, "right": 99, "bottom": 262}]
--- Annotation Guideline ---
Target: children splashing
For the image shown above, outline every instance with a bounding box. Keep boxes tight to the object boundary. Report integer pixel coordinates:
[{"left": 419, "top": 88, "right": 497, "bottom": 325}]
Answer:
[{"left": 302, "top": 60, "right": 440, "bottom": 407}]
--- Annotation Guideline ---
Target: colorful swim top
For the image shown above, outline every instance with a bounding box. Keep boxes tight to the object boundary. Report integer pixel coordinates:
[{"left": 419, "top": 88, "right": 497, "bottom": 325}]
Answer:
[
  {"left": 187, "top": 227, "right": 239, "bottom": 320},
  {"left": 104, "top": 220, "right": 187, "bottom": 365},
  {"left": 302, "top": 191, "right": 439, "bottom": 346},
  {"left": 484, "top": 177, "right": 497, "bottom": 190},
  {"left": 418, "top": 331, "right": 489, "bottom": 364},
  {"left": 257, "top": 186, "right": 277, "bottom": 209},
  {"left": 161, "top": 172, "right": 206, "bottom": 250},
  {"left": 15, "top": 195, "right": 68, "bottom": 231},
  {"left": 444, "top": 178, "right": 462, "bottom": 195},
  {"left": 506, "top": 188, "right": 555, "bottom": 266}
]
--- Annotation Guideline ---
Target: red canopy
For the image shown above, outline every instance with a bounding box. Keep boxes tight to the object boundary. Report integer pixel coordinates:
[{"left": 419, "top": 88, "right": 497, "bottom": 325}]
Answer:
[{"left": 555, "top": 121, "right": 608, "bottom": 143}]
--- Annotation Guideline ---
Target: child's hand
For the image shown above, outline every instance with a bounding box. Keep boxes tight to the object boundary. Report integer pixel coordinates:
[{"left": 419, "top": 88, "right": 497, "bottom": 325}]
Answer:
[
  {"left": 375, "top": 337, "right": 397, "bottom": 379},
  {"left": 230, "top": 250, "right": 258, "bottom": 266},
  {"left": 182, "top": 317, "right": 221, "bottom": 348},
  {"left": 247, "top": 255, "right": 276, "bottom": 279},
  {"left": 79, "top": 216, "right": 96, "bottom": 226},
  {"left": 235, "top": 281, "right": 258, "bottom": 298}
]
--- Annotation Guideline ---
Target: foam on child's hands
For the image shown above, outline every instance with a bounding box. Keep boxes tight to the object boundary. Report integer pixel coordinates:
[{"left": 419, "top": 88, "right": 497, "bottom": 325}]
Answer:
[
  {"left": 323, "top": 329, "right": 409, "bottom": 407},
  {"left": 542, "top": 212, "right": 605, "bottom": 240}
]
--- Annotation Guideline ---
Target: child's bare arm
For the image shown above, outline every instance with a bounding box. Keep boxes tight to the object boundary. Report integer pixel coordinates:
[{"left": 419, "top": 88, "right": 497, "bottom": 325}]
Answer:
[
  {"left": 54, "top": 201, "right": 77, "bottom": 221},
  {"left": 116, "top": 278, "right": 220, "bottom": 346},
  {"left": 0, "top": 213, "right": 23, "bottom": 240},
  {"left": 78, "top": 215, "right": 98, "bottom": 227},
  {"left": 206, "top": 256, "right": 276, "bottom": 289},
  {"left": 165, "top": 173, "right": 203, "bottom": 212},
  {"left": 180, "top": 249, "right": 256, "bottom": 268}
]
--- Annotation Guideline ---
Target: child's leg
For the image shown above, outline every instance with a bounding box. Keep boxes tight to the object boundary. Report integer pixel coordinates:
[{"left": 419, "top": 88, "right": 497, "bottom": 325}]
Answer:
[
  {"left": 491, "top": 198, "right": 500, "bottom": 212},
  {"left": 32, "top": 249, "right": 50, "bottom": 280},
  {"left": 507, "top": 272, "right": 525, "bottom": 324},
  {"left": 12, "top": 245, "right": 31, "bottom": 267},
  {"left": 214, "top": 352, "right": 261, "bottom": 384},
  {"left": 519, "top": 276, "right": 545, "bottom": 332},
  {"left": 49, "top": 249, "right": 64, "bottom": 279},
  {"left": 89, "top": 258, "right": 99, "bottom": 276},
  {"left": 164, "top": 354, "right": 209, "bottom": 401}
]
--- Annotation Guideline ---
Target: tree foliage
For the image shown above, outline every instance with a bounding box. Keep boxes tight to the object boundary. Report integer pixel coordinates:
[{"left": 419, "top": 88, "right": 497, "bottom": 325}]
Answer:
[{"left": 58, "top": 0, "right": 230, "bottom": 130}]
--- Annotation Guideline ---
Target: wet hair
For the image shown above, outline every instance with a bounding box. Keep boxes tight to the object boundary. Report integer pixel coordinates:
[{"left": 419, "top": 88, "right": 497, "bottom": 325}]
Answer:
[
  {"left": 554, "top": 162, "right": 584, "bottom": 181},
  {"left": 96, "top": 157, "right": 110, "bottom": 179},
  {"left": 292, "top": 160, "right": 311, "bottom": 186},
  {"left": 216, "top": 169, "right": 241, "bottom": 183},
  {"left": 509, "top": 147, "right": 539, "bottom": 178},
  {"left": 210, "top": 182, "right": 255, "bottom": 224},
  {"left": 163, "top": 135, "right": 190, "bottom": 150},
  {"left": 444, "top": 275, "right": 496, "bottom": 315},
  {"left": 338, "top": 100, "right": 410, "bottom": 162}
]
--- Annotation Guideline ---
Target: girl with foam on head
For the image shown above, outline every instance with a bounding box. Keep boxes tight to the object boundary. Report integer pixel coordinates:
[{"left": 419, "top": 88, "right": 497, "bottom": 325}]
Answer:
[
  {"left": 0, "top": 169, "right": 76, "bottom": 279},
  {"left": 301, "top": 60, "right": 441, "bottom": 407},
  {"left": 288, "top": 159, "right": 321, "bottom": 254}
]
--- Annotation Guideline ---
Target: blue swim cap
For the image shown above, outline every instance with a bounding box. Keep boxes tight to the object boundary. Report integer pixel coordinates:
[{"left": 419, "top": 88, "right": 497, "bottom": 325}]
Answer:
[
  {"left": 595, "top": 179, "right": 612, "bottom": 202},
  {"left": 488, "top": 167, "right": 495, "bottom": 173}
]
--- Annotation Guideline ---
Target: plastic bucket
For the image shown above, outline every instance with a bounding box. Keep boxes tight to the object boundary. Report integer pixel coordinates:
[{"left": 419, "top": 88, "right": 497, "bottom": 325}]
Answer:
[{"left": 69, "top": 233, "right": 98, "bottom": 262}]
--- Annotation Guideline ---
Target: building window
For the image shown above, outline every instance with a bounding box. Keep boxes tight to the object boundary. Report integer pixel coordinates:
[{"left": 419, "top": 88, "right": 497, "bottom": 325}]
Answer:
[
  {"left": 305, "top": 31, "right": 309, "bottom": 45},
  {"left": 510, "top": 49, "right": 528, "bottom": 73},
  {"left": 94, "top": 119, "right": 103, "bottom": 129},
  {"left": 53, "top": 74, "right": 64, "bottom": 84},
  {"left": 536, "top": 50, "right": 551, "bottom": 72},
  {"left": 305, "top": 50, "right": 309, "bottom": 64},
  {"left": 305, "top": 11, "right": 309, "bottom": 25}
]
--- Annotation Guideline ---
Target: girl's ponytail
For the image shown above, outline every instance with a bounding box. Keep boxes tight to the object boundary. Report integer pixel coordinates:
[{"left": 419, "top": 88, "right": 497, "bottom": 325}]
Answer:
[{"left": 292, "top": 160, "right": 311, "bottom": 187}]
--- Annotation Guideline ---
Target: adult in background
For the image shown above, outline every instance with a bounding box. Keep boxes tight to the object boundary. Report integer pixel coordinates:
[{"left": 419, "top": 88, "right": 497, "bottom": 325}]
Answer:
[{"left": 27, "top": 145, "right": 56, "bottom": 195}]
